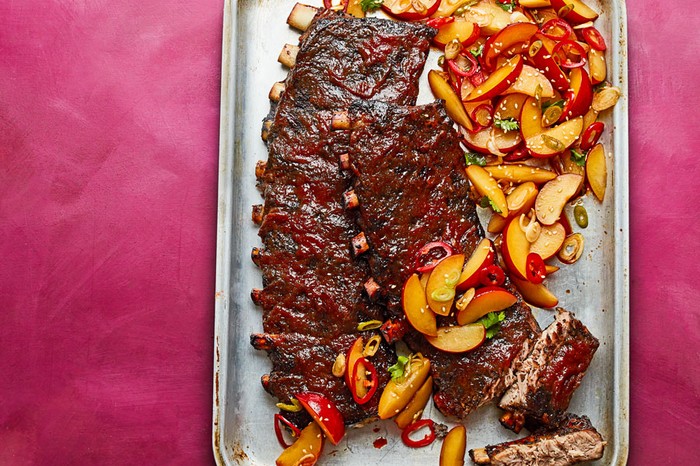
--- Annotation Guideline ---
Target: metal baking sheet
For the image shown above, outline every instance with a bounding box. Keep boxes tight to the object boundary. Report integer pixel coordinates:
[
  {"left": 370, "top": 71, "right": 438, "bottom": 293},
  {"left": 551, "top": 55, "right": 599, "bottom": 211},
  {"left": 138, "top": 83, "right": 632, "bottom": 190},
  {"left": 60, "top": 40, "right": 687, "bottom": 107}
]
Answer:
[{"left": 213, "top": 0, "right": 629, "bottom": 464}]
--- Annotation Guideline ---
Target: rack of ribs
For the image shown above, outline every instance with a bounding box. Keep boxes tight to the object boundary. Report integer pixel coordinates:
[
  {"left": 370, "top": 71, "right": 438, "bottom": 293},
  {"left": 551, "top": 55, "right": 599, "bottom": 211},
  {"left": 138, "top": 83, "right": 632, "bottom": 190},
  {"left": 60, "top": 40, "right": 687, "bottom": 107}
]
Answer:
[
  {"left": 251, "top": 6, "right": 435, "bottom": 426},
  {"left": 340, "top": 100, "right": 541, "bottom": 419},
  {"left": 499, "top": 308, "right": 600, "bottom": 433},
  {"left": 469, "top": 414, "right": 606, "bottom": 466}
]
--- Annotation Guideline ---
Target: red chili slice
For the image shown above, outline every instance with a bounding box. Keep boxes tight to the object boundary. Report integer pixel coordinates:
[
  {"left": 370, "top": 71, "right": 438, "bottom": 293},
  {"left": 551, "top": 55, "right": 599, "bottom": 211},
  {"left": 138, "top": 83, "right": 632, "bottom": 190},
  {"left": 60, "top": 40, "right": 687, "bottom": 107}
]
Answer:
[
  {"left": 551, "top": 40, "right": 587, "bottom": 69},
  {"left": 426, "top": 16, "right": 455, "bottom": 29},
  {"left": 469, "top": 68, "right": 487, "bottom": 87},
  {"left": 401, "top": 419, "right": 437, "bottom": 448},
  {"left": 479, "top": 264, "right": 506, "bottom": 286},
  {"left": 580, "top": 27, "right": 606, "bottom": 51},
  {"left": 350, "top": 357, "right": 378, "bottom": 405},
  {"left": 540, "top": 18, "right": 574, "bottom": 41},
  {"left": 526, "top": 252, "right": 547, "bottom": 284},
  {"left": 415, "top": 241, "right": 454, "bottom": 273},
  {"left": 580, "top": 121, "right": 605, "bottom": 151},
  {"left": 274, "top": 413, "right": 301, "bottom": 449},
  {"left": 503, "top": 145, "right": 529, "bottom": 162},
  {"left": 470, "top": 103, "right": 494, "bottom": 128},
  {"left": 447, "top": 53, "right": 479, "bottom": 78}
]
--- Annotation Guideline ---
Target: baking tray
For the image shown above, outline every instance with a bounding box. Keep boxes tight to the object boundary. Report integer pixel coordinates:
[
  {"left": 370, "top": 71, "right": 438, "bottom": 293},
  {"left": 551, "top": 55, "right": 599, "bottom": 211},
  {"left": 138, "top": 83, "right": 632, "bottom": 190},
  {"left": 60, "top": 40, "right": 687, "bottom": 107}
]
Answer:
[{"left": 213, "top": 0, "right": 629, "bottom": 464}]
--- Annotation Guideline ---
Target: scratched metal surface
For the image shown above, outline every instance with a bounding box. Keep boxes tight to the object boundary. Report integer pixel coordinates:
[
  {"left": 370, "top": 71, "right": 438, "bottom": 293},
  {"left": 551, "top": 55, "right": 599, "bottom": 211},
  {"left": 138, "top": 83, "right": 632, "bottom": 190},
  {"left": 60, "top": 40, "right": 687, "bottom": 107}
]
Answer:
[{"left": 212, "top": 0, "right": 629, "bottom": 464}]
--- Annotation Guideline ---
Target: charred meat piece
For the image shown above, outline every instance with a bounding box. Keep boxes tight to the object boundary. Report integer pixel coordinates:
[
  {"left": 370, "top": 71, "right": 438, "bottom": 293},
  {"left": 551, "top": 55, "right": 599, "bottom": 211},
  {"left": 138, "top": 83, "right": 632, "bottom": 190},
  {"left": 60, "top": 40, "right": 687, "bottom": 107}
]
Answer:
[
  {"left": 251, "top": 332, "right": 393, "bottom": 426},
  {"left": 499, "top": 308, "right": 600, "bottom": 433},
  {"left": 344, "top": 100, "right": 541, "bottom": 419},
  {"left": 251, "top": 11, "right": 434, "bottom": 425},
  {"left": 470, "top": 414, "right": 606, "bottom": 466}
]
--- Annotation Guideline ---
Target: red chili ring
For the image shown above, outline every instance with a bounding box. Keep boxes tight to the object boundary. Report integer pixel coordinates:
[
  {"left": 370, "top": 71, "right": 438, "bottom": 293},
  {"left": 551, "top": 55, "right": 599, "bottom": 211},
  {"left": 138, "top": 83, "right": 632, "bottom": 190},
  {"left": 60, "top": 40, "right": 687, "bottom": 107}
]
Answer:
[
  {"left": 274, "top": 413, "right": 301, "bottom": 449},
  {"left": 580, "top": 27, "right": 606, "bottom": 51},
  {"left": 470, "top": 103, "right": 494, "bottom": 128},
  {"left": 540, "top": 18, "right": 574, "bottom": 41},
  {"left": 551, "top": 40, "right": 587, "bottom": 69},
  {"left": 401, "top": 419, "right": 437, "bottom": 448},
  {"left": 415, "top": 241, "right": 454, "bottom": 273},
  {"left": 351, "top": 357, "right": 378, "bottom": 405},
  {"left": 447, "top": 53, "right": 479, "bottom": 78},
  {"left": 479, "top": 264, "right": 506, "bottom": 287},
  {"left": 526, "top": 252, "right": 547, "bottom": 285},
  {"left": 469, "top": 69, "right": 487, "bottom": 87},
  {"left": 580, "top": 121, "right": 605, "bottom": 151}
]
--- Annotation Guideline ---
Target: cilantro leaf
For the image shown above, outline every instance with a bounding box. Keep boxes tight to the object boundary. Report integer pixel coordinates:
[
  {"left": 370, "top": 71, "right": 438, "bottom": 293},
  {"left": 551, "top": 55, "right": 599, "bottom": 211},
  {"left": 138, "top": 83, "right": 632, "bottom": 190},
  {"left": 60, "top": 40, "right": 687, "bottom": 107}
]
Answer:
[
  {"left": 465, "top": 152, "right": 487, "bottom": 167},
  {"left": 360, "top": 0, "right": 383, "bottom": 11},
  {"left": 570, "top": 148, "right": 587, "bottom": 167},
  {"left": 489, "top": 198, "right": 502, "bottom": 213},
  {"left": 388, "top": 355, "right": 409, "bottom": 381},
  {"left": 479, "top": 196, "right": 491, "bottom": 208},
  {"left": 542, "top": 99, "right": 566, "bottom": 111},
  {"left": 476, "top": 311, "right": 506, "bottom": 339},
  {"left": 470, "top": 44, "right": 485, "bottom": 58},
  {"left": 497, "top": 0, "right": 515, "bottom": 12},
  {"left": 494, "top": 117, "right": 519, "bottom": 132}
]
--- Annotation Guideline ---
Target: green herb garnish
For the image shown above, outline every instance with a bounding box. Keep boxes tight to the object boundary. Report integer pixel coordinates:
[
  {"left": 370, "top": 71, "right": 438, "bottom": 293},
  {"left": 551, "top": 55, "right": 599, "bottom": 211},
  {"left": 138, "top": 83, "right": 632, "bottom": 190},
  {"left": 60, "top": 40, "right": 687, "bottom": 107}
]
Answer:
[
  {"left": 479, "top": 196, "right": 491, "bottom": 208},
  {"left": 497, "top": 0, "right": 516, "bottom": 12},
  {"left": 476, "top": 311, "right": 506, "bottom": 339},
  {"left": 494, "top": 117, "right": 519, "bottom": 132},
  {"left": 570, "top": 148, "right": 587, "bottom": 167},
  {"left": 470, "top": 44, "right": 485, "bottom": 58},
  {"left": 465, "top": 152, "right": 487, "bottom": 166},
  {"left": 388, "top": 355, "right": 409, "bottom": 381},
  {"left": 542, "top": 99, "right": 566, "bottom": 111},
  {"left": 360, "top": 0, "right": 383, "bottom": 11},
  {"left": 489, "top": 198, "right": 502, "bottom": 213}
]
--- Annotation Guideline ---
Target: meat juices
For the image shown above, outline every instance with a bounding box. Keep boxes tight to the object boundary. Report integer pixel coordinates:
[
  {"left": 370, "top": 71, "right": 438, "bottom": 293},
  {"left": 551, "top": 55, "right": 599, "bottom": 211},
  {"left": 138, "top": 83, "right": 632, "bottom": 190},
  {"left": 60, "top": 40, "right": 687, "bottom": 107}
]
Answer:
[
  {"left": 251, "top": 9, "right": 435, "bottom": 426},
  {"left": 499, "top": 308, "right": 600, "bottom": 433},
  {"left": 470, "top": 414, "right": 606, "bottom": 466},
  {"left": 344, "top": 100, "right": 541, "bottom": 419}
]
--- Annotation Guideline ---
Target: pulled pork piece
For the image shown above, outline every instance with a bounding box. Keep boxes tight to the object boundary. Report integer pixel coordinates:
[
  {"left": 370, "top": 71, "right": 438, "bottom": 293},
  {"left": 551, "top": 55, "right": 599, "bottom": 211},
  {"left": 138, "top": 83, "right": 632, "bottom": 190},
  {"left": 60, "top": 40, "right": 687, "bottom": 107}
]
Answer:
[
  {"left": 470, "top": 414, "right": 606, "bottom": 466},
  {"left": 499, "top": 308, "right": 599, "bottom": 433}
]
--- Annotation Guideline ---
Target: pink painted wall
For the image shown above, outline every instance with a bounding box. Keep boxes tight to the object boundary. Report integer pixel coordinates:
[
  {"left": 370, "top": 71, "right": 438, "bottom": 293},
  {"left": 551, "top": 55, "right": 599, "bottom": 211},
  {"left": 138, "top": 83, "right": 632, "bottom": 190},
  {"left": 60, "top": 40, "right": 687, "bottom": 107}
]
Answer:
[{"left": 0, "top": 0, "right": 697, "bottom": 464}]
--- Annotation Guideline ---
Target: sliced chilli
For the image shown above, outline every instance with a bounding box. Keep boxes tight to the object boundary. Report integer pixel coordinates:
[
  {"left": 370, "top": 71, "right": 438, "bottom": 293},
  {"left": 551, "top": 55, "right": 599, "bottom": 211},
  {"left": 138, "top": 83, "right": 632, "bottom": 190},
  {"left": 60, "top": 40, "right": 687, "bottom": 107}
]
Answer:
[
  {"left": 526, "top": 252, "right": 547, "bottom": 284},
  {"left": 471, "top": 103, "right": 494, "bottom": 127},
  {"left": 551, "top": 40, "right": 588, "bottom": 69},
  {"left": 581, "top": 121, "right": 605, "bottom": 151},
  {"left": 503, "top": 145, "right": 529, "bottom": 162},
  {"left": 350, "top": 357, "right": 378, "bottom": 405},
  {"left": 401, "top": 419, "right": 437, "bottom": 448},
  {"left": 479, "top": 264, "right": 506, "bottom": 286},
  {"left": 580, "top": 27, "right": 606, "bottom": 51},
  {"left": 447, "top": 53, "right": 479, "bottom": 78},
  {"left": 274, "top": 413, "right": 301, "bottom": 449},
  {"left": 425, "top": 16, "right": 455, "bottom": 29},
  {"left": 540, "top": 18, "right": 574, "bottom": 41},
  {"left": 415, "top": 241, "right": 454, "bottom": 273}
]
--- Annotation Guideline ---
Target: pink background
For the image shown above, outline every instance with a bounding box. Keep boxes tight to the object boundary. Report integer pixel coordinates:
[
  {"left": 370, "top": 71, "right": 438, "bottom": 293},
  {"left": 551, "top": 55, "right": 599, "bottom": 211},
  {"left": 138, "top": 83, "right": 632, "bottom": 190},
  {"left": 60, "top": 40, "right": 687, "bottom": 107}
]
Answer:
[{"left": 0, "top": 0, "right": 697, "bottom": 464}]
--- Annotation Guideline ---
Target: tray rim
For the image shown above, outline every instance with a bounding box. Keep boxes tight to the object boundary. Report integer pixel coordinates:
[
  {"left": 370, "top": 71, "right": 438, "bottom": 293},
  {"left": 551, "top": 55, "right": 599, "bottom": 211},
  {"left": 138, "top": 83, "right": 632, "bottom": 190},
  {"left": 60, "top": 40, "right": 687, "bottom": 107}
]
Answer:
[{"left": 212, "top": 0, "right": 630, "bottom": 463}]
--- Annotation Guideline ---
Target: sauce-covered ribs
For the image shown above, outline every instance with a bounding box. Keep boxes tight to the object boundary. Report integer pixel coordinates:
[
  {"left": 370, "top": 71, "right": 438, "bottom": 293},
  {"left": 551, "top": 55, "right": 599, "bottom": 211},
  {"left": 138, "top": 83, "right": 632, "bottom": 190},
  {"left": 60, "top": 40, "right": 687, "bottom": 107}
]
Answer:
[
  {"left": 251, "top": 8, "right": 434, "bottom": 426},
  {"left": 343, "top": 100, "right": 541, "bottom": 419},
  {"left": 470, "top": 414, "right": 606, "bottom": 466},
  {"left": 499, "top": 308, "right": 599, "bottom": 433}
]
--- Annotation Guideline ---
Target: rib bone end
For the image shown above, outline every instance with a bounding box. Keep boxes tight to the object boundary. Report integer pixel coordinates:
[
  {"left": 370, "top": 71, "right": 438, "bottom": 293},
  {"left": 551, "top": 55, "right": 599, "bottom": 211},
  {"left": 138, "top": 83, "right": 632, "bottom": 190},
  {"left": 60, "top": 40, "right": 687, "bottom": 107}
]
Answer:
[
  {"left": 287, "top": 3, "right": 318, "bottom": 32},
  {"left": 278, "top": 44, "right": 299, "bottom": 68}
]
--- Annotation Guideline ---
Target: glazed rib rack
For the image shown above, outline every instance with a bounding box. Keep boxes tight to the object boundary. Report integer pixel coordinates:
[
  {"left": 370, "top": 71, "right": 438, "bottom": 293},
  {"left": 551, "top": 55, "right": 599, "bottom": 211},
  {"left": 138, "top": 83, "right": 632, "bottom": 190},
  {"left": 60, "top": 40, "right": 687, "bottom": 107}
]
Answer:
[
  {"left": 340, "top": 100, "right": 541, "bottom": 419},
  {"left": 251, "top": 7, "right": 434, "bottom": 426}
]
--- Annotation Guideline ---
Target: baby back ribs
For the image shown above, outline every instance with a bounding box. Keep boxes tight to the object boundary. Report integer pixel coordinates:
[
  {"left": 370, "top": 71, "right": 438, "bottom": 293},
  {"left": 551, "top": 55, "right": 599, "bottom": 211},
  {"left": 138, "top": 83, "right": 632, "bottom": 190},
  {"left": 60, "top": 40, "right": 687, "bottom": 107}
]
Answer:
[
  {"left": 251, "top": 8, "right": 435, "bottom": 426},
  {"left": 499, "top": 308, "right": 600, "bottom": 433},
  {"left": 342, "top": 100, "right": 540, "bottom": 419},
  {"left": 470, "top": 414, "right": 606, "bottom": 466}
]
